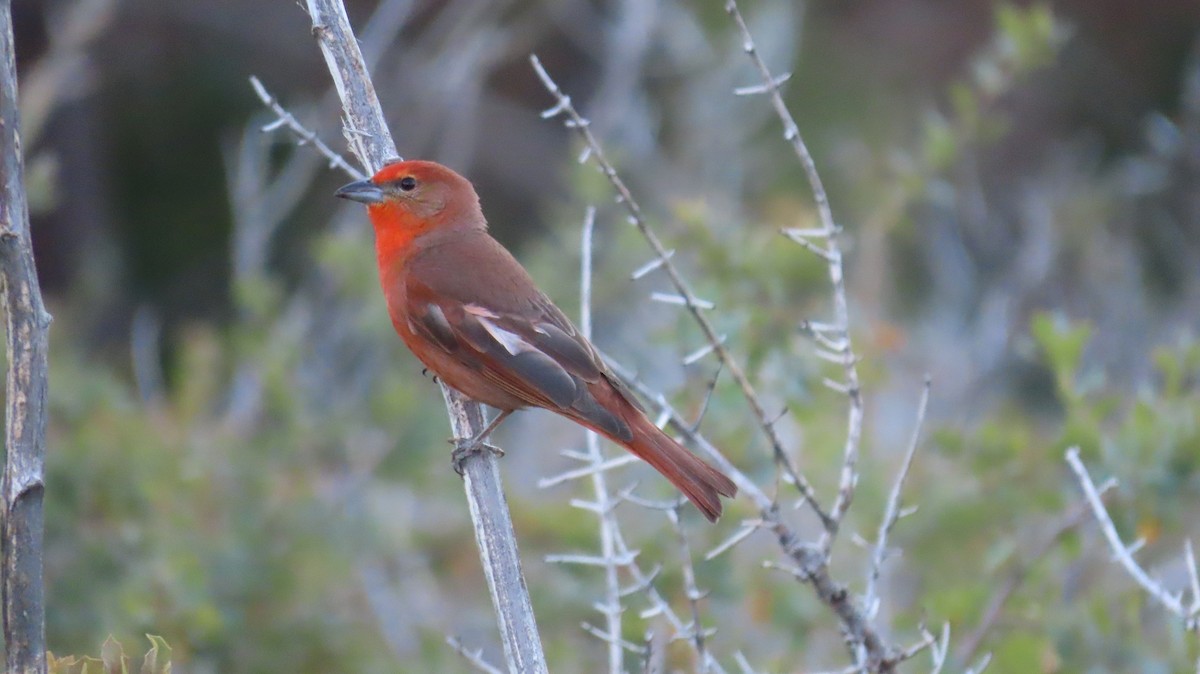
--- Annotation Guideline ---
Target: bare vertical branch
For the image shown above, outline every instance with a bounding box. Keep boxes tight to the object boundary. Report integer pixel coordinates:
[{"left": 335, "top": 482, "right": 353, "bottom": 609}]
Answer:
[
  {"left": 666, "top": 506, "right": 713, "bottom": 673},
  {"left": 450, "top": 394, "right": 546, "bottom": 674},
  {"left": 0, "top": 1, "right": 51, "bottom": 671},
  {"left": 723, "top": 0, "right": 864, "bottom": 550},
  {"left": 578, "top": 206, "right": 626, "bottom": 674},
  {"left": 863, "top": 376, "right": 931, "bottom": 621},
  {"left": 301, "top": 1, "right": 546, "bottom": 671}
]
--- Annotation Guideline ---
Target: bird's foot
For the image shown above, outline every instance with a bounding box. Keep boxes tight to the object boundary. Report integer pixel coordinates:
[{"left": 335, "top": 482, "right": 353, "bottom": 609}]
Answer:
[{"left": 449, "top": 437, "right": 505, "bottom": 476}]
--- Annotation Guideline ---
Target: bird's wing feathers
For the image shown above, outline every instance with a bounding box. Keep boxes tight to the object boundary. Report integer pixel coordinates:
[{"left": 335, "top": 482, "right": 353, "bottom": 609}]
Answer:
[{"left": 406, "top": 265, "right": 633, "bottom": 441}]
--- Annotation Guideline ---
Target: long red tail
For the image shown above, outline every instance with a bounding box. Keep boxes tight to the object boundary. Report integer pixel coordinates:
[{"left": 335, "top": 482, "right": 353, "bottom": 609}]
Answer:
[
  {"left": 566, "top": 378, "right": 738, "bottom": 521},
  {"left": 618, "top": 416, "right": 738, "bottom": 521}
]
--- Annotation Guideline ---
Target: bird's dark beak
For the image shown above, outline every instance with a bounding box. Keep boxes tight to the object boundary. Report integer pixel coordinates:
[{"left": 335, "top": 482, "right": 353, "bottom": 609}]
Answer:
[{"left": 334, "top": 179, "right": 386, "bottom": 205}]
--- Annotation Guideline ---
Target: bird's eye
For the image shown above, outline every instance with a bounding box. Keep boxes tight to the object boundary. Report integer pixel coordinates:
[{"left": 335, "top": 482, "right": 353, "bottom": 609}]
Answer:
[{"left": 398, "top": 176, "right": 417, "bottom": 192}]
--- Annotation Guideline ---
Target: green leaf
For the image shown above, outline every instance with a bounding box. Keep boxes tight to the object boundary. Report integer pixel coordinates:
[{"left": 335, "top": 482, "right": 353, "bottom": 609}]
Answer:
[{"left": 1030, "top": 311, "right": 1092, "bottom": 399}]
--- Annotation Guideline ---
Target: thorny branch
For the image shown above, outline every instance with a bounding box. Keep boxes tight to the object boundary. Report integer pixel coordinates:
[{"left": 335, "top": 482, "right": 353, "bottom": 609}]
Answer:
[
  {"left": 543, "top": 473, "right": 728, "bottom": 671},
  {"left": 539, "top": 207, "right": 750, "bottom": 673},
  {"left": 1065, "top": 447, "right": 1200, "bottom": 632},
  {"left": 529, "top": 3, "right": 939, "bottom": 666},
  {"left": 666, "top": 504, "right": 715, "bottom": 673},
  {"left": 249, "top": 76, "right": 365, "bottom": 181},
  {"left": 605, "top": 357, "right": 934, "bottom": 674},
  {"left": 446, "top": 636, "right": 504, "bottom": 674},
  {"left": 723, "top": 0, "right": 864, "bottom": 552},
  {"left": 862, "top": 376, "right": 931, "bottom": 623},
  {"left": 530, "top": 54, "right": 833, "bottom": 532},
  {"left": 577, "top": 205, "right": 626, "bottom": 674}
]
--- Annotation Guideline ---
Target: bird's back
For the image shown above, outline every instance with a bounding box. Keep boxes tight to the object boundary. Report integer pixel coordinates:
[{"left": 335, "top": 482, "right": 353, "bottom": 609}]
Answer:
[{"left": 399, "top": 229, "right": 545, "bottom": 316}]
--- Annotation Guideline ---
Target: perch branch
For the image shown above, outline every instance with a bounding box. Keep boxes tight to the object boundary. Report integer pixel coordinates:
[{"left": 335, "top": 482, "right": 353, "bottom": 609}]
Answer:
[{"left": 302, "top": 1, "right": 545, "bottom": 671}]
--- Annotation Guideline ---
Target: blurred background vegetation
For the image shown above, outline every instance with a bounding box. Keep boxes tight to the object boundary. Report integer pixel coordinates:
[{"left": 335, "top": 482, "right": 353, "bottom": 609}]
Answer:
[{"left": 11, "top": 0, "right": 1200, "bottom": 671}]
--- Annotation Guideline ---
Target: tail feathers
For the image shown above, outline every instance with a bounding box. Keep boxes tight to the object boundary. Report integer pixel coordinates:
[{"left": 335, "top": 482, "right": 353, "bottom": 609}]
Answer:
[
  {"left": 621, "top": 420, "right": 737, "bottom": 522},
  {"left": 569, "top": 380, "right": 737, "bottom": 521}
]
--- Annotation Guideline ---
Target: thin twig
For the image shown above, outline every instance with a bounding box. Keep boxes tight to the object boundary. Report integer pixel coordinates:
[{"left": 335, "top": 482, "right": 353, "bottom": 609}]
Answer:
[
  {"left": 705, "top": 520, "right": 762, "bottom": 561},
  {"left": 722, "top": 0, "right": 864, "bottom": 552},
  {"left": 529, "top": 53, "right": 833, "bottom": 532},
  {"left": 964, "top": 652, "right": 993, "bottom": 674},
  {"left": 606, "top": 357, "right": 898, "bottom": 672},
  {"left": 446, "top": 636, "right": 505, "bottom": 674},
  {"left": 249, "top": 76, "right": 364, "bottom": 180},
  {"left": 579, "top": 205, "right": 627, "bottom": 674},
  {"left": 0, "top": 1, "right": 52, "bottom": 669},
  {"left": 924, "top": 623, "right": 950, "bottom": 674},
  {"left": 641, "top": 629, "right": 665, "bottom": 674},
  {"left": 732, "top": 651, "right": 761, "bottom": 674},
  {"left": 863, "top": 376, "right": 931, "bottom": 621},
  {"left": 580, "top": 621, "right": 646, "bottom": 655},
  {"left": 537, "top": 454, "right": 639, "bottom": 489},
  {"left": 610, "top": 516, "right": 728, "bottom": 674},
  {"left": 666, "top": 506, "right": 713, "bottom": 672},
  {"left": 1065, "top": 447, "right": 1199, "bottom": 630}
]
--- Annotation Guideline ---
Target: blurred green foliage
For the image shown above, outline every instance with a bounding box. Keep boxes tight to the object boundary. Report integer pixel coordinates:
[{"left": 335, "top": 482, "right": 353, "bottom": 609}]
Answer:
[{"left": 917, "top": 314, "right": 1200, "bottom": 671}]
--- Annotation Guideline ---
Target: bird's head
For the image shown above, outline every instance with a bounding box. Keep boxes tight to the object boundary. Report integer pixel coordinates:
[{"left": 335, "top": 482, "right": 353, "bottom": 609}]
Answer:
[{"left": 335, "top": 159, "right": 484, "bottom": 236}]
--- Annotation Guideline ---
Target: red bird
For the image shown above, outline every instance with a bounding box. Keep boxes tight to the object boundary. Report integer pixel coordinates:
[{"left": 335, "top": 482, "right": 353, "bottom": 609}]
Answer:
[{"left": 336, "top": 160, "right": 737, "bottom": 521}]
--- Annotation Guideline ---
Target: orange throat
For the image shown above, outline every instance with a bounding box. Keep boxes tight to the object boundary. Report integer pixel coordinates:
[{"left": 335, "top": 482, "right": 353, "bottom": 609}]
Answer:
[{"left": 367, "top": 203, "right": 435, "bottom": 271}]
